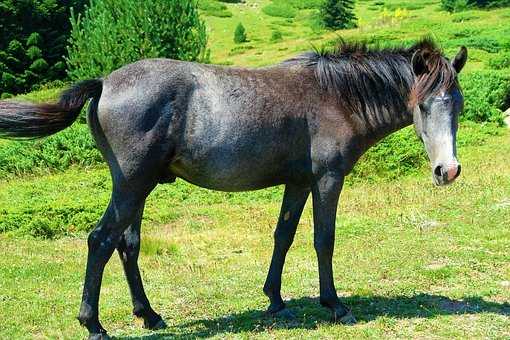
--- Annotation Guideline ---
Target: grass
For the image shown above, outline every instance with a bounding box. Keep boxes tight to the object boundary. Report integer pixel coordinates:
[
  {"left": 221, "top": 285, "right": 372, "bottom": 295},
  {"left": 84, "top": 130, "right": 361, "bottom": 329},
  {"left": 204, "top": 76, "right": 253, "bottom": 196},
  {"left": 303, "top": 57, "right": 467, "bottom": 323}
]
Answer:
[
  {"left": 1, "top": 0, "right": 510, "bottom": 338},
  {"left": 0, "top": 129, "right": 509, "bottom": 338}
]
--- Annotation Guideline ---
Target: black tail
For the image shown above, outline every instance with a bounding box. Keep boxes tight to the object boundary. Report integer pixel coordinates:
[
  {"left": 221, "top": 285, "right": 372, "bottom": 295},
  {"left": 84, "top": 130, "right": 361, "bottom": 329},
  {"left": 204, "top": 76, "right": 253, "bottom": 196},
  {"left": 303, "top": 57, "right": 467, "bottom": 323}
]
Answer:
[{"left": 0, "top": 79, "right": 103, "bottom": 138}]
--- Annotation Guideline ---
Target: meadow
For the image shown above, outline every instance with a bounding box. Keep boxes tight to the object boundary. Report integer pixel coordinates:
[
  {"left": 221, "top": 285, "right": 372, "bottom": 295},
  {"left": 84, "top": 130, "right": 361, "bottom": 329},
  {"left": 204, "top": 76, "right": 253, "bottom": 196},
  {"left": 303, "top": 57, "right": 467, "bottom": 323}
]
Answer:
[{"left": 0, "top": 0, "right": 509, "bottom": 338}]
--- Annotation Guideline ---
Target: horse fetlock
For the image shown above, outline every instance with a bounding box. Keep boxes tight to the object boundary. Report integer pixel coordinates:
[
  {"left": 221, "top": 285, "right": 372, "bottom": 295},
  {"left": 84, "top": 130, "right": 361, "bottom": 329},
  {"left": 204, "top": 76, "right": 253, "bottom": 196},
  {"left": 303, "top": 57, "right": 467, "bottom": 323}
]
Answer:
[{"left": 78, "top": 305, "right": 106, "bottom": 335}]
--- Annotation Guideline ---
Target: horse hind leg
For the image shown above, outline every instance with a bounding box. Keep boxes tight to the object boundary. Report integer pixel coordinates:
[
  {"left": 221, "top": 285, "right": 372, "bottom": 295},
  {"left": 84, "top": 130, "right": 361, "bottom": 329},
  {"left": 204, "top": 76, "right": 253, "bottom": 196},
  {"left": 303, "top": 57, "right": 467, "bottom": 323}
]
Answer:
[
  {"left": 116, "top": 202, "right": 166, "bottom": 330},
  {"left": 77, "top": 179, "right": 157, "bottom": 340}
]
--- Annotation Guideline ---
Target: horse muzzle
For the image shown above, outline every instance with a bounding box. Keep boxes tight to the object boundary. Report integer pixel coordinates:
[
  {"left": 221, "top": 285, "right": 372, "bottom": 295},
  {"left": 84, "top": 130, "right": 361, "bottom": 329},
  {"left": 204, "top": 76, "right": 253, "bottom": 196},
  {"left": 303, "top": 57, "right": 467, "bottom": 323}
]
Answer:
[{"left": 432, "top": 162, "right": 461, "bottom": 186}]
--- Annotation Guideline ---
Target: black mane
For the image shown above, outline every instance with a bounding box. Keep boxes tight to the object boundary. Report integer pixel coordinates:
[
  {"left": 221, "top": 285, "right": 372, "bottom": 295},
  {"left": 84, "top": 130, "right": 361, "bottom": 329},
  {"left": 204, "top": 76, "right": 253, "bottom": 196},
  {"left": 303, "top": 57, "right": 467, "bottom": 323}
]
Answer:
[{"left": 284, "top": 38, "right": 456, "bottom": 129}]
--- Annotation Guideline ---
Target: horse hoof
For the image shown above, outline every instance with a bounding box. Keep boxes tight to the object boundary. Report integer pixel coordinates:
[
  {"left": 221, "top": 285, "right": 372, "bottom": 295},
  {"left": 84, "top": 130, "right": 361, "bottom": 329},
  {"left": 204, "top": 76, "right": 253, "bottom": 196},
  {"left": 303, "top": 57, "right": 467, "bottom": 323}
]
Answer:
[
  {"left": 88, "top": 333, "right": 111, "bottom": 340},
  {"left": 332, "top": 310, "right": 357, "bottom": 325},
  {"left": 147, "top": 318, "right": 167, "bottom": 330}
]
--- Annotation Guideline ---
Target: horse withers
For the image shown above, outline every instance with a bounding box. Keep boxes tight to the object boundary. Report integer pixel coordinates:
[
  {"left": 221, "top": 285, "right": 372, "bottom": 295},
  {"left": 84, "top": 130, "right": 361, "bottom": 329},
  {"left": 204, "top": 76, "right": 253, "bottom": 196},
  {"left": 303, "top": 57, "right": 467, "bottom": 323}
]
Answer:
[{"left": 0, "top": 38, "right": 467, "bottom": 339}]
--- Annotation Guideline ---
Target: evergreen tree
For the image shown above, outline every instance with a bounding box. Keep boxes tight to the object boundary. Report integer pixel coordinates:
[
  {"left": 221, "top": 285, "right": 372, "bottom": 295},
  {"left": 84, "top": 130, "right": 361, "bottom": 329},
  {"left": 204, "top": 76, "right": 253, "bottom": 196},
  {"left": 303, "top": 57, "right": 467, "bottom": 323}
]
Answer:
[
  {"left": 234, "top": 23, "right": 247, "bottom": 44},
  {"left": 320, "top": 0, "right": 357, "bottom": 30},
  {"left": 66, "top": 0, "right": 209, "bottom": 80},
  {"left": 0, "top": 0, "right": 87, "bottom": 96}
]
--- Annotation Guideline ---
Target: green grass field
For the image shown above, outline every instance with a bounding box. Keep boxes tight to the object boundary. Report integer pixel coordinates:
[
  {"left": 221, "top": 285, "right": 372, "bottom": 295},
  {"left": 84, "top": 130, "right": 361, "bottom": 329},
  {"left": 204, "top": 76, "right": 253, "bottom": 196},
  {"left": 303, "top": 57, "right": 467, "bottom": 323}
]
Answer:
[{"left": 1, "top": 0, "right": 510, "bottom": 338}]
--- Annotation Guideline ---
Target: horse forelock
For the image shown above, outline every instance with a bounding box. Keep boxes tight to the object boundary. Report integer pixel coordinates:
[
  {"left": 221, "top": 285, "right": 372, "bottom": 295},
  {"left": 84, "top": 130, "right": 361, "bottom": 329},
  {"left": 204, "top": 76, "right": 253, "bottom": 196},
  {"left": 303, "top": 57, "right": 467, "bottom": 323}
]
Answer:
[{"left": 409, "top": 51, "right": 458, "bottom": 108}]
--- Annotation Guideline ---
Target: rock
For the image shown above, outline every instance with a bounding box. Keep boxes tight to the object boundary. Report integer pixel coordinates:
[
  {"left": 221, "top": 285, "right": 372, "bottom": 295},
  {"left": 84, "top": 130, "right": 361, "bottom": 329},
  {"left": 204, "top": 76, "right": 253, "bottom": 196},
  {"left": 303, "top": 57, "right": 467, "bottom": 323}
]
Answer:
[{"left": 504, "top": 108, "right": 510, "bottom": 128}]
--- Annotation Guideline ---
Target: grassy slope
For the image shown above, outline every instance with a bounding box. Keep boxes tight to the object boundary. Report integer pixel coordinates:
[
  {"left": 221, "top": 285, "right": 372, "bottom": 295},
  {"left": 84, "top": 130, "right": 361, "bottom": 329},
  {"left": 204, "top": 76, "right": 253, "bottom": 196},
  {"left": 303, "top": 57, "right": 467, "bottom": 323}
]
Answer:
[
  {"left": 1, "top": 0, "right": 510, "bottom": 338},
  {"left": 204, "top": 0, "right": 510, "bottom": 73}
]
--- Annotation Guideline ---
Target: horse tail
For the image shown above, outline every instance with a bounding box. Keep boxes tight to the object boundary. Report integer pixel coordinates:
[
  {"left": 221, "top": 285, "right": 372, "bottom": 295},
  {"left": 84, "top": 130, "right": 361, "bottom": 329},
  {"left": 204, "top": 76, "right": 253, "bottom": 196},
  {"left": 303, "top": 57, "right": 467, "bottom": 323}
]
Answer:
[{"left": 0, "top": 79, "right": 103, "bottom": 139}]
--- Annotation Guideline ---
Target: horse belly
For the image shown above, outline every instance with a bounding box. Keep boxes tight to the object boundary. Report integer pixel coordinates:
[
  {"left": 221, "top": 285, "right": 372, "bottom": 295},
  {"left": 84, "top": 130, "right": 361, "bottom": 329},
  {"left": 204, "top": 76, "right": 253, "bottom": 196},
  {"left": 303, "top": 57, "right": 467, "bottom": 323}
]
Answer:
[{"left": 169, "top": 139, "right": 292, "bottom": 192}]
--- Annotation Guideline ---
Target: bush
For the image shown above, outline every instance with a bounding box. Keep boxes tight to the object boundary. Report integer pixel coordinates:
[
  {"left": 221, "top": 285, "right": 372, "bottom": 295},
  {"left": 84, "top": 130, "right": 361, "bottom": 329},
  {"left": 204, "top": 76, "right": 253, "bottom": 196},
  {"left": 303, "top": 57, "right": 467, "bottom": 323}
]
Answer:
[
  {"left": 0, "top": 124, "right": 102, "bottom": 179},
  {"left": 487, "top": 52, "right": 510, "bottom": 70},
  {"left": 0, "top": 0, "right": 87, "bottom": 95},
  {"left": 452, "top": 36, "right": 502, "bottom": 53},
  {"left": 321, "top": 0, "right": 357, "bottom": 30},
  {"left": 271, "top": 30, "right": 284, "bottom": 42},
  {"left": 287, "top": 0, "right": 323, "bottom": 9},
  {"left": 198, "top": 0, "right": 233, "bottom": 17},
  {"left": 460, "top": 70, "right": 510, "bottom": 125},
  {"left": 442, "top": 0, "right": 510, "bottom": 11},
  {"left": 67, "top": 0, "right": 209, "bottom": 80},
  {"left": 234, "top": 23, "right": 248, "bottom": 43},
  {"left": 351, "top": 127, "right": 427, "bottom": 181},
  {"left": 262, "top": 1, "right": 298, "bottom": 18}
]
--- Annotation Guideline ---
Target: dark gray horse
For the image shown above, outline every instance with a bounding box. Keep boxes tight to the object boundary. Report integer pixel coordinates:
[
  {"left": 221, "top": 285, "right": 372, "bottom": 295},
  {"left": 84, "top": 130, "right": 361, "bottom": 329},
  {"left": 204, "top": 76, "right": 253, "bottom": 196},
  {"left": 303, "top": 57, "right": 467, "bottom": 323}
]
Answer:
[{"left": 0, "top": 38, "right": 467, "bottom": 339}]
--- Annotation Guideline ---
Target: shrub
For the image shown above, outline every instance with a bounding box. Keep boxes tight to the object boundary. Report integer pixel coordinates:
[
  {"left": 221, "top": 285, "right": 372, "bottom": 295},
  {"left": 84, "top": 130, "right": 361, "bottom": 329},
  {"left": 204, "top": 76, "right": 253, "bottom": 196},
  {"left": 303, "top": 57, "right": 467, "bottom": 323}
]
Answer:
[
  {"left": 67, "top": 0, "right": 209, "bottom": 80},
  {"left": 452, "top": 36, "right": 501, "bottom": 53},
  {"left": 262, "top": 1, "right": 298, "bottom": 18},
  {"left": 0, "top": 124, "right": 102, "bottom": 179},
  {"left": 287, "top": 0, "right": 323, "bottom": 9},
  {"left": 198, "top": 0, "right": 233, "bottom": 17},
  {"left": 460, "top": 70, "right": 510, "bottom": 125},
  {"left": 442, "top": 0, "right": 510, "bottom": 11},
  {"left": 321, "top": 0, "right": 357, "bottom": 30},
  {"left": 234, "top": 23, "right": 248, "bottom": 43},
  {"left": 271, "top": 30, "right": 284, "bottom": 42},
  {"left": 351, "top": 127, "right": 427, "bottom": 181},
  {"left": 487, "top": 52, "right": 510, "bottom": 70}
]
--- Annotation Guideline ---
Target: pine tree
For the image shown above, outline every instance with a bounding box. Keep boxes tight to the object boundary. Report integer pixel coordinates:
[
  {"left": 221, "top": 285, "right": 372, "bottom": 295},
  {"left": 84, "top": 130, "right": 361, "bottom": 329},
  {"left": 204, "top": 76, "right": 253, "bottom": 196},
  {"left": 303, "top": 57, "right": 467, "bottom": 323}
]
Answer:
[
  {"left": 234, "top": 23, "right": 247, "bottom": 44},
  {"left": 321, "top": 0, "right": 357, "bottom": 30},
  {"left": 66, "top": 0, "right": 209, "bottom": 80}
]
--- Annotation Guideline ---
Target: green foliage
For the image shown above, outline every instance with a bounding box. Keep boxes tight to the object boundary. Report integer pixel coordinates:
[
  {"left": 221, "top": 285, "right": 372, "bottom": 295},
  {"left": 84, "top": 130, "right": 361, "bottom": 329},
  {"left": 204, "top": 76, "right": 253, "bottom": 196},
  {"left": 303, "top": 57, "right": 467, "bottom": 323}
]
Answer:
[
  {"left": 0, "top": 124, "right": 102, "bottom": 179},
  {"left": 442, "top": 0, "right": 510, "bottom": 12},
  {"left": 286, "top": 0, "right": 324, "bottom": 9},
  {"left": 351, "top": 127, "right": 427, "bottom": 181},
  {"left": 0, "top": 0, "right": 87, "bottom": 96},
  {"left": 460, "top": 70, "right": 510, "bottom": 125},
  {"left": 321, "top": 0, "right": 357, "bottom": 30},
  {"left": 234, "top": 23, "right": 248, "bottom": 43},
  {"left": 262, "top": 1, "right": 298, "bottom": 18},
  {"left": 487, "top": 52, "right": 510, "bottom": 70},
  {"left": 67, "top": 0, "right": 209, "bottom": 80},
  {"left": 452, "top": 36, "right": 502, "bottom": 53},
  {"left": 198, "top": 0, "right": 233, "bottom": 17},
  {"left": 271, "top": 30, "right": 284, "bottom": 42}
]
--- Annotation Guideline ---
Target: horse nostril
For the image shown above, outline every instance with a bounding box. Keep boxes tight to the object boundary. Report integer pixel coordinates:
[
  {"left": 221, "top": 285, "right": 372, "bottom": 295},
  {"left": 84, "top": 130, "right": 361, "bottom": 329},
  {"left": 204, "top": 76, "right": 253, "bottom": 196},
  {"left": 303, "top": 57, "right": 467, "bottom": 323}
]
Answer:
[
  {"left": 455, "top": 164, "right": 461, "bottom": 178},
  {"left": 434, "top": 165, "right": 443, "bottom": 177}
]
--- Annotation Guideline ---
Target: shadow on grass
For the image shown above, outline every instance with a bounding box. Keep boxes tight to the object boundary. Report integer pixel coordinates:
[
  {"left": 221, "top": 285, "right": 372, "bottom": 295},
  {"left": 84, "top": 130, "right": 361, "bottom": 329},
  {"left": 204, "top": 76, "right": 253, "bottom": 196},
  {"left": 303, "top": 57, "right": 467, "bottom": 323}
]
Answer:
[{"left": 115, "top": 294, "right": 510, "bottom": 339}]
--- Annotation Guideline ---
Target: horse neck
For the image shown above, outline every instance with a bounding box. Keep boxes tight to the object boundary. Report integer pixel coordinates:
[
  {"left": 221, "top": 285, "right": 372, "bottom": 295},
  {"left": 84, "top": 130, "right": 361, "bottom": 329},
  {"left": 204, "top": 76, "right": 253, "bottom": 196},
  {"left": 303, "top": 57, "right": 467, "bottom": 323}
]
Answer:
[
  {"left": 351, "top": 62, "right": 416, "bottom": 146},
  {"left": 362, "top": 104, "right": 414, "bottom": 143}
]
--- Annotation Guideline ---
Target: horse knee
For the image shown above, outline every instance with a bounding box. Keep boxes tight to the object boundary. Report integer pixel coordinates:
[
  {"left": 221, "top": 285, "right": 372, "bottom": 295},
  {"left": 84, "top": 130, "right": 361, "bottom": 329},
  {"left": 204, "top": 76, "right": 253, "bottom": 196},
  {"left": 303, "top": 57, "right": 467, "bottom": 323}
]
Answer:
[{"left": 87, "top": 229, "right": 117, "bottom": 261}]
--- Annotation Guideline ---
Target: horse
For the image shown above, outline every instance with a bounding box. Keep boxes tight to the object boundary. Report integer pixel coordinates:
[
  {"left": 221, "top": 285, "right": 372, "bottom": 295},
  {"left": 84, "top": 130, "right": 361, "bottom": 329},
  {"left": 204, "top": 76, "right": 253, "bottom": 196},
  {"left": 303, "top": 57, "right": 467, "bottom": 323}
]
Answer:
[{"left": 0, "top": 38, "right": 467, "bottom": 339}]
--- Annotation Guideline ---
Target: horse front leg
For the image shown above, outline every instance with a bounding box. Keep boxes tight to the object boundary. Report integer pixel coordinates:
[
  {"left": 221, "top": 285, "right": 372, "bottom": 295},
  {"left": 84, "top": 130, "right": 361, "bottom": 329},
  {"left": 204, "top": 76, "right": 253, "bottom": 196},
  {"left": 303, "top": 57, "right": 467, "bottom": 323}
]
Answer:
[
  {"left": 78, "top": 186, "right": 151, "bottom": 340},
  {"left": 263, "top": 184, "right": 309, "bottom": 314},
  {"left": 311, "top": 172, "right": 356, "bottom": 324},
  {"left": 117, "top": 202, "right": 166, "bottom": 330}
]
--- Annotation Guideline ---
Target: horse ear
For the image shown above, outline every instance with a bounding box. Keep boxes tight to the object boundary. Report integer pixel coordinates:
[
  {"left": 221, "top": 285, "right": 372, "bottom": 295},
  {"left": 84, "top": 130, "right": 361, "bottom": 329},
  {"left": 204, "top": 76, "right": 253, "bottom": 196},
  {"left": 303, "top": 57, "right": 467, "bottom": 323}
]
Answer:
[
  {"left": 412, "top": 50, "right": 429, "bottom": 76},
  {"left": 452, "top": 46, "right": 467, "bottom": 73}
]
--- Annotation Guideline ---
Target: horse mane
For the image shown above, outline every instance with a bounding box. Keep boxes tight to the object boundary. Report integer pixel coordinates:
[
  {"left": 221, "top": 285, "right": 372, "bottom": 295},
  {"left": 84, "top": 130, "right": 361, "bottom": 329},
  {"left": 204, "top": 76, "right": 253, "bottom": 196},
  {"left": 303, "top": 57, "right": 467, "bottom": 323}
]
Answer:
[{"left": 283, "top": 38, "right": 457, "bottom": 128}]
